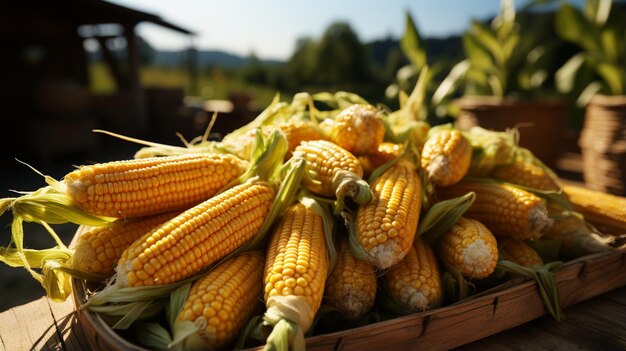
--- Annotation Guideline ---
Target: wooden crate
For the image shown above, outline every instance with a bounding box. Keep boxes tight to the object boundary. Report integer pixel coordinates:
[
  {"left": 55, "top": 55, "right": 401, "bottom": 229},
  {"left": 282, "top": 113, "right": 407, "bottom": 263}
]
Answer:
[{"left": 71, "top": 247, "right": 626, "bottom": 351}]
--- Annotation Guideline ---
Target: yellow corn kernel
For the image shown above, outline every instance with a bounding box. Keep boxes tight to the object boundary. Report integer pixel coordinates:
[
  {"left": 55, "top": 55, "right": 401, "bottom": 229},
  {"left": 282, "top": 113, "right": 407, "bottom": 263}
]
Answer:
[
  {"left": 490, "top": 155, "right": 560, "bottom": 191},
  {"left": 421, "top": 129, "right": 472, "bottom": 187},
  {"left": 438, "top": 217, "right": 498, "bottom": 278},
  {"left": 383, "top": 237, "right": 442, "bottom": 312},
  {"left": 264, "top": 203, "right": 329, "bottom": 329},
  {"left": 498, "top": 237, "right": 544, "bottom": 267},
  {"left": 293, "top": 140, "right": 364, "bottom": 197},
  {"left": 331, "top": 104, "right": 385, "bottom": 156},
  {"left": 176, "top": 252, "right": 264, "bottom": 350},
  {"left": 117, "top": 179, "right": 274, "bottom": 287},
  {"left": 64, "top": 153, "right": 246, "bottom": 218},
  {"left": 279, "top": 120, "right": 327, "bottom": 155},
  {"left": 563, "top": 184, "right": 626, "bottom": 234},
  {"left": 325, "top": 236, "right": 377, "bottom": 321},
  {"left": 437, "top": 181, "right": 552, "bottom": 240},
  {"left": 71, "top": 211, "right": 178, "bottom": 275},
  {"left": 356, "top": 159, "right": 421, "bottom": 269}
]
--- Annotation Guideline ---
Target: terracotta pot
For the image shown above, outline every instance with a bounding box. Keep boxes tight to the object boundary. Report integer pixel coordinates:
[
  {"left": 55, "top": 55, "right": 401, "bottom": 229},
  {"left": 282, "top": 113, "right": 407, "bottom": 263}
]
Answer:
[
  {"left": 579, "top": 95, "right": 626, "bottom": 195},
  {"left": 455, "top": 97, "right": 568, "bottom": 168}
]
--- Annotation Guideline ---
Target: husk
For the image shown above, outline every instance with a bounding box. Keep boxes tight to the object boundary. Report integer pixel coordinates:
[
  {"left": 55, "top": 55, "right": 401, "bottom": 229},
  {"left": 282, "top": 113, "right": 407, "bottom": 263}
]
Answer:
[
  {"left": 332, "top": 170, "right": 373, "bottom": 214},
  {"left": 418, "top": 192, "right": 476, "bottom": 244},
  {"left": 497, "top": 260, "right": 564, "bottom": 321},
  {"left": 263, "top": 296, "right": 313, "bottom": 351},
  {"left": 464, "top": 126, "right": 518, "bottom": 177}
]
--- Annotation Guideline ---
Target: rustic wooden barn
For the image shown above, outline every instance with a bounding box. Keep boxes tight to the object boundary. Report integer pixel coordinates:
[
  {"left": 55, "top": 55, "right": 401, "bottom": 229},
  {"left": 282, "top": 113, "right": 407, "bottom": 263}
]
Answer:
[{"left": 0, "top": 0, "right": 195, "bottom": 163}]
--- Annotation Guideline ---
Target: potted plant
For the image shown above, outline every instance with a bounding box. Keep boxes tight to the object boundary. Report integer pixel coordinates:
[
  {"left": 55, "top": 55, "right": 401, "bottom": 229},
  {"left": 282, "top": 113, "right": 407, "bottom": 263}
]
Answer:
[
  {"left": 438, "top": 0, "right": 567, "bottom": 167},
  {"left": 554, "top": 0, "right": 626, "bottom": 195}
]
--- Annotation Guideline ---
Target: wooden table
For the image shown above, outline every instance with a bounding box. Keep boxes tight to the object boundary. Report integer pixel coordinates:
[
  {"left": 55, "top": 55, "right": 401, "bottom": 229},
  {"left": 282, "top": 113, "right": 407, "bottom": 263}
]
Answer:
[{"left": 1, "top": 285, "right": 625, "bottom": 351}]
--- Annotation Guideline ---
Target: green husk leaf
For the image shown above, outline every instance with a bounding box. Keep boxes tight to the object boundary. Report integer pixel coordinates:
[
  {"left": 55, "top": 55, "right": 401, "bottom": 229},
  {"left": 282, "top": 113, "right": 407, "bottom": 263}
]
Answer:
[
  {"left": 167, "top": 283, "right": 192, "bottom": 329},
  {"left": 464, "top": 126, "right": 518, "bottom": 177},
  {"left": 135, "top": 323, "right": 172, "bottom": 351},
  {"left": 221, "top": 94, "right": 285, "bottom": 143},
  {"left": 0, "top": 247, "right": 71, "bottom": 268},
  {"left": 88, "top": 300, "right": 164, "bottom": 329},
  {"left": 378, "top": 280, "right": 413, "bottom": 316},
  {"left": 6, "top": 185, "right": 116, "bottom": 226},
  {"left": 341, "top": 209, "right": 375, "bottom": 265},
  {"left": 497, "top": 260, "right": 563, "bottom": 321},
  {"left": 440, "top": 258, "right": 475, "bottom": 303},
  {"left": 263, "top": 319, "right": 298, "bottom": 351},
  {"left": 93, "top": 129, "right": 217, "bottom": 159},
  {"left": 235, "top": 315, "right": 265, "bottom": 349},
  {"left": 333, "top": 170, "right": 373, "bottom": 214},
  {"left": 418, "top": 192, "right": 476, "bottom": 244},
  {"left": 170, "top": 320, "right": 206, "bottom": 351}
]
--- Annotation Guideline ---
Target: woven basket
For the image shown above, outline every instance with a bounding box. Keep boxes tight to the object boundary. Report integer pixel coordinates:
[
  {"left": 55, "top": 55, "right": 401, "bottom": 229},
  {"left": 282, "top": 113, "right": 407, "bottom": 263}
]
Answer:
[
  {"left": 579, "top": 95, "right": 626, "bottom": 195},
  {"left": 70, "top": 224, "right": 626, "bottom": 351},
  {"left": 455, "top": 97, "right": 568, "bottom": 168}
]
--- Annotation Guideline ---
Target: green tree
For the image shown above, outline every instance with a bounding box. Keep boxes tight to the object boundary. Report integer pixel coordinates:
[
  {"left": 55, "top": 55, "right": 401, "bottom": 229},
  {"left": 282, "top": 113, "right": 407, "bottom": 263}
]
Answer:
[
  {"left": 285, "top": 37, "right": 318, "bottom": 88},
  {"left": 314, "top": 22, "right": 372, "bottom": 85}
]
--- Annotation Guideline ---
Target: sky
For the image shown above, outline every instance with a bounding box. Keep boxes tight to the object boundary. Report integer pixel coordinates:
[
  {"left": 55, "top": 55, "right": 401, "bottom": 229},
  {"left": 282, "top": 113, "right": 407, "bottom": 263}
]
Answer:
[{"left": 110, "top": 0, "right": 569, "bottom": 61}]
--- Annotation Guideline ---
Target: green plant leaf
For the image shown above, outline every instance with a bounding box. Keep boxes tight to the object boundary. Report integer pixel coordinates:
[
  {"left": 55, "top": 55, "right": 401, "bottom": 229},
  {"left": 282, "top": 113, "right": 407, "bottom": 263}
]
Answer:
[
  {"left": 493, "top": 0, "right": 516, "bottom": 40},
  {"left": 555, "top": 53, "right": 586, "bottom": 93},
  {"left": 596, "top": 62, "right": 623, "bottom": 94},
  {"left": 584, "top": 0, "right": 612, "bottom": 26},
  {"left": 432, "top": 60, "right": 470, "bottom": 106},
  {"left": 401, "top": 12, "right": 427, "bottom": 71},
  {"left": 463, "top": 34, "right": 494, "bottom": 72},
  {"left": 470, "top": 21, "right": 504, "bottom": 65},
  {"left": 556, "top": 3, "right": 601, "bottom": 54},
  {"left": 502, "top": 32, "right": 520, "bottom": 64},
  {"left": 577, "top": 81, "right": 604, "bottom": 107},
  {"left": 600, "top": 29, "right": 619, "bottom": 63}
]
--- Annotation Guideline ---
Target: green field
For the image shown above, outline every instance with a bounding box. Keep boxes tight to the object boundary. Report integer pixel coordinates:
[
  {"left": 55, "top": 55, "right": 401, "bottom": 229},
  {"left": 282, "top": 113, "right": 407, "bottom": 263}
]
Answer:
[{"left": 87, "top": 63, "right": 283, "bottom": 108}]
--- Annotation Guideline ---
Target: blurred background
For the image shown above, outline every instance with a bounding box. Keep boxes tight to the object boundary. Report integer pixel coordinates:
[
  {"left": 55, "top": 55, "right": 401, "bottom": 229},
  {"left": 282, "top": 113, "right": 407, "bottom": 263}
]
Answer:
[{"left": 1, "top": 0, "right": 625, "bottom": 311}]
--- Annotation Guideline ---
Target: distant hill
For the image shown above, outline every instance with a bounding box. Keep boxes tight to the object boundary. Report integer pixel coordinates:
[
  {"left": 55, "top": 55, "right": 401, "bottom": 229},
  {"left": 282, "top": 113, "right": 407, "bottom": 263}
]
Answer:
[
  {"left": 151, "top": 49, "right": 284, "bottom": 68},
  {"left": 146, "top": 35, "right": 463, "bottom": 70}
]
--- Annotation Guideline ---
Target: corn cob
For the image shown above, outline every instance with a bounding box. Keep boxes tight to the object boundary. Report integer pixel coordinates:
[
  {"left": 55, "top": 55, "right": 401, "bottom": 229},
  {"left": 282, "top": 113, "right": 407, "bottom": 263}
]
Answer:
[
  {"left": 437, "top": 181, "right": 552, "bottom": 240},
  {"left": 383, "top": 237, "right": 442, "bottom": 312},
  {"left": 497, "top": 237, "right": 544, "bottom": 267},
  {"left": 543, "top": 213, "right": 614, "bottom": 258},
  {"left": 356, "top": 159, "right": 421, "bottom": 269},
  {"left": 325, "top": 236, "right": 377, "bottom": 321},
  {"left": 330, "top": 104, "right": 385, "bottom": 156},
  {"left": 421, "top": 129, "right": 472, "bottom": 187},
  {"left": 117, "top": 178, "right": 274, "bottom": 287},
  {"left": 490, "top": 151, "right": 561, "bottom": 191},
  {"left": 359, "top": 142, "right": 405, "bottom": 175},
  {"left": 563, "top": 184, "right": 626, "bottom": 234},
  {"left": 437, "top": 217, "right": 498, "bottom": 279},
  {"left": 279, "top": 120, "right": 327, "bottom": 155},
  {"left": 175, "top": 252, "right": 264, "bottom": 350},
  {"left": 293, "top": 140, "right": 372, "bottom": 208},
  {"left": 64, "top": 153, "right": 247, "bottom": 218},
  {"left": 263, "top": 202, "right": 330, "bottom": 350},
  {"left": 293, "top": 140, "right": 362, "bottom": 197},
  {"left": 71, "top": 211, "right": 178, "bottom": 275}
]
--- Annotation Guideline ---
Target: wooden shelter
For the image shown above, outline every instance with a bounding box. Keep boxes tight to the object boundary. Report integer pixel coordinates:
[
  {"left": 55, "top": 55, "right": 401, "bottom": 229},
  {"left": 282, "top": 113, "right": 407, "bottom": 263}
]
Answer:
[{"left": 0, "top": 0, "right": 194, "bottom": 162}]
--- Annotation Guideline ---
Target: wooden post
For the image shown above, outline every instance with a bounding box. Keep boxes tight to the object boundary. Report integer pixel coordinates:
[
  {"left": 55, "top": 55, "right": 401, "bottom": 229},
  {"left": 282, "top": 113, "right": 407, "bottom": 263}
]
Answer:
[{"left": 123, "top": 22, "right": 147, "bottom": 135}]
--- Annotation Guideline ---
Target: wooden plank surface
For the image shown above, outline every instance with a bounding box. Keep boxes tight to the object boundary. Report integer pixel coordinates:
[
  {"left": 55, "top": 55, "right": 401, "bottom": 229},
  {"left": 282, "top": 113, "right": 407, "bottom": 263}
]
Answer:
[{"left": 1, "top": 286, "right": 625, "bottom": 351}]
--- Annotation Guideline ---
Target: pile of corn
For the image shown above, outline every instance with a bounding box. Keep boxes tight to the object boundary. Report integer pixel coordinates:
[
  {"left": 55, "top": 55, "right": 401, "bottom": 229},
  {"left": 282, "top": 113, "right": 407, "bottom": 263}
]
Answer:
[{"left": 0, "top": 91, "right": 623, "bottom": 351}]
